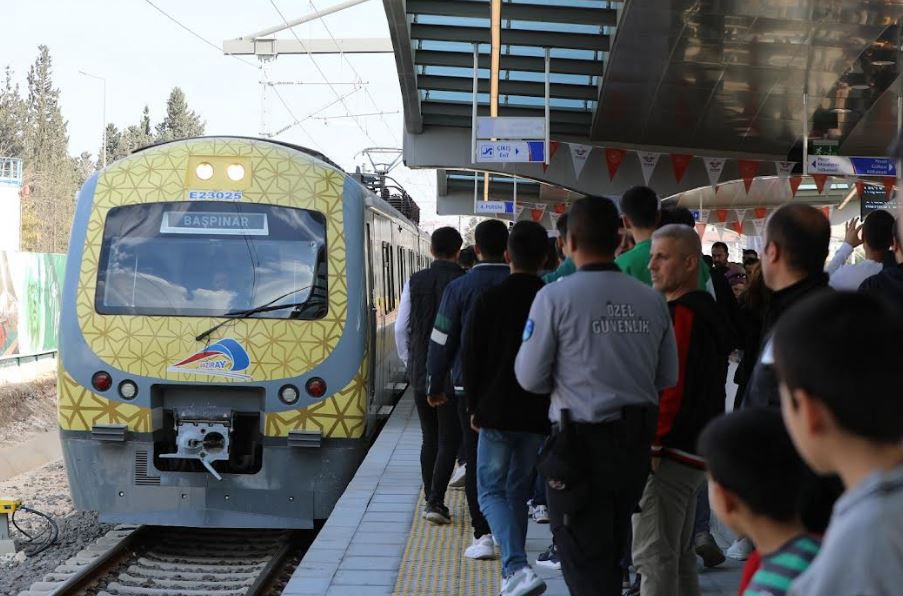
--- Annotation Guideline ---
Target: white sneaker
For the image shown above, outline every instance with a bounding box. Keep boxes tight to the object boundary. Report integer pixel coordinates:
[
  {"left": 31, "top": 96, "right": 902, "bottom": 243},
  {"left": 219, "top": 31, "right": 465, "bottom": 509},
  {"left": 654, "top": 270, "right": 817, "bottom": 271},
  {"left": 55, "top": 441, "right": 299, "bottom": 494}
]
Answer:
[
  {"left": 726, "top": 537, "right": 754, "bottom": 561},
  {"left": 531, "top": 504, "right": 550, "bottom": 524},
  {"left": 464, "top": 534, "right": 498, "bottom": 560},
  {"left": 500, "top": 566, "right": 547, "bottom": 596},
  {"left": 449, "top": 464, "right": 466, "bottom": 489}
]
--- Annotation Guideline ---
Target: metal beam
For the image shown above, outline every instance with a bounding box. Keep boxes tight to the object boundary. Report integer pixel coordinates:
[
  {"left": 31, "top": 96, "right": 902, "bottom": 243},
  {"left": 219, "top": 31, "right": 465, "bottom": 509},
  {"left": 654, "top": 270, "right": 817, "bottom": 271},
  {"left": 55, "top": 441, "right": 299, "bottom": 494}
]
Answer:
[
  {"left": 418, "top": 75, "right": 597, "bottom": 100},
  {"left": 420, "top": 100, "right": 592, "bottom": 125},
  {"left": 223, "top": 37, "right": 393, "bottom": 56},
  {"left": 382, "top": 0, "right": 423, "bottom": 134},
  {"left": 415, "top": 50, "right": 603, "bottom": 76},
  {"left": 410, "top": 24, "right": 610, "bottom": 51},
  {"left": 407, "top": 0, "right": 617, "bottom": 27}
]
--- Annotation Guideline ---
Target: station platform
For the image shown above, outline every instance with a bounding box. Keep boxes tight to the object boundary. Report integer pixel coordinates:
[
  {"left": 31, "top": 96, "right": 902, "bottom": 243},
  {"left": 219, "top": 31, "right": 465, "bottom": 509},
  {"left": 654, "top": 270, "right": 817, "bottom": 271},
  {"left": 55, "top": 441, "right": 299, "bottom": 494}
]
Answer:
[{"left": 284, "top": 392, "right": 744, "bottom": 595}]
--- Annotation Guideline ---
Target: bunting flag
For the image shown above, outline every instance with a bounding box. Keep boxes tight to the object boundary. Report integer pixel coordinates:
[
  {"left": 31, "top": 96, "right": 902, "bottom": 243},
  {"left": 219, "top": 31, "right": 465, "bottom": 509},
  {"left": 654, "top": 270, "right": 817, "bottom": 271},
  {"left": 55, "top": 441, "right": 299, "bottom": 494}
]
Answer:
[
  {"left": 604, "top": 148, "right": 627, "bottom": 181},
  {"left": 531, "top": 205, "right": 546, "bottom": 222},
  {"left": 856, "top": 180, "right": 866, "bottom": 199},
  {"left": 695, "top": 223, "right": 706, "bottom": 238},
  {"left": 715, "top": 208, "right": 729, "bottom": 223},
  {"left": 553, "top": 202, "right": 567, "bottom": 214},
  {"left": 789, "top": 175, "right": 803, "bottom": 198},
  {"left": 775, "top": 161, "right": 796, "bottom": 179},
  {"left": 671, "top": 153, "right": 693, "bottom": 183},
  {"left": 542, "top": 141, "right": 561, "bottom": 173},
  {"left": 738, "top": 160, "right": 759, "bottom": 194},
  {"left": 731, "top": 220, "right": 745, "bottom": 235},
  {"left": 735, "top": 209, "right": 748, "bottom": 223},
  {"left": 637, "top": 151, "right": 661, "bottom": 185},
  {"left": 820, "top": 205, "right": 832, "bottom": 220},
  {"left": 812, "top": 174, "right": 828, "bottom": 194},
  {"left": 703, "top": 157, "right": 726, "bottom": 190},
  {"left": 549, "top": 212, "right": 560, "bottom": 227},
  {"left": 752, "top": 219, "right": 766, "bottom": 237},
  {"left": 715, "top": 224, "right": 725, "bottom": 241},
  {"left": 697, "top": 209, "right": 710, "bottom": 224},
  {"left": 515, "top": 205, "right": 525, "bottom": 220},
  {"left": 884, "top": 177, "right": 896, "bottom": 199},
  {"left": 754, "top": 207, "right": 768, "bottom": 220},
  {"left": 568, "top": 143, "right": 592, "bottom": 178}
]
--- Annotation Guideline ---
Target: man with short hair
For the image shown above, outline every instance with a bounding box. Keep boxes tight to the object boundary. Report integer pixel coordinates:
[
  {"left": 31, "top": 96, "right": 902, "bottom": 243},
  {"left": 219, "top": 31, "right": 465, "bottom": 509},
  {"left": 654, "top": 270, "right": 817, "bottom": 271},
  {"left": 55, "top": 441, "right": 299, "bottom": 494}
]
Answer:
[
  {"left": 742, "top": 203, "right": 831, "bottom": 409},
  {"left": 859, "top": 217, "right": 903, "bottom": 319},
  {"left": 396, "top": 227, "right": 465, "bottom": 525},
  {"left": 711, "top": 242, "right": 729, "bottom": 271},
  {"left": 427, "top": 219, "right": 510, "bottom": 559},
  {"left": 827, "top": 210, "right": 896, "bottom": 290},
  {"left": 515, "top": 197, "right": 679, "bottom": 595},
  {"left": 632, "top": 225, "right": 730, "bottom": 596},
  {"left": 543, "top": 212, "right": 575, "bottom": 283},
  {"left": 615, "top": 186, "right": 660, "bottom": 285},
  {"left": 463, "top": 221, "right": 551, "bottom": 596}
]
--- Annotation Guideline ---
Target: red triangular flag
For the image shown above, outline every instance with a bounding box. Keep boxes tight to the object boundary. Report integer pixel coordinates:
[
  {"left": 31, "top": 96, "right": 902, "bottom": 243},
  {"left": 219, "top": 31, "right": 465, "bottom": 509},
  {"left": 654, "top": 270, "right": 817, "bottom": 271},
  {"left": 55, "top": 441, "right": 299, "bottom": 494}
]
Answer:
[
  {"left": 553, "top": 202, "right": 567, "bottom": 214},
  {"left": 754, "top": 207, "right": 768, "bottom": 220},
  {"left": 738, "top": 159, "right": 759, "bottom": 194},
  {"left": 715, "top": 208, "right": 729, "bottom": 223},
  {"left": 789, "top": 175, "right": 803, "bottom": 197},
  {"left": 695, "top": 223, "right": 706, "bottom": 238},
  {"left": 670, "top": 154, "right": 693, "bottom": 183},
  {"left": 855, "top": 181, "right": 865, "bottom": 198},
  {"left": 604, "top": 148, "right": 627, "bottom": 181},
  {"left": 542, "top": 141, "right": 561, "bottom": 173},
  {"left": 731, "top": 220, "right": 744, "bottom": 235},
  {"left": 812, "top": 174, "right": 828, "bottom": 194},
  {"left": 884, "top": 178, "right": 896, "bottom": 199},
  {"left": 820, "top": 206, "right": 832, "bottom": 220},
  {"left": 531, "top": 207, "right": 545, "bottom": 222}
]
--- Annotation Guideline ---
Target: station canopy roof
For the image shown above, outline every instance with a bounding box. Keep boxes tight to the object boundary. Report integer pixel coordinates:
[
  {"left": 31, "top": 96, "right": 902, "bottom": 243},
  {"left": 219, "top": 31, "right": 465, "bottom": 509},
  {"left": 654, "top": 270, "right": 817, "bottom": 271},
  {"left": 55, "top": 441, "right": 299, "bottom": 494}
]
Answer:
[{"left": 383, "top": 0, "right": 903, "bottom": 215}]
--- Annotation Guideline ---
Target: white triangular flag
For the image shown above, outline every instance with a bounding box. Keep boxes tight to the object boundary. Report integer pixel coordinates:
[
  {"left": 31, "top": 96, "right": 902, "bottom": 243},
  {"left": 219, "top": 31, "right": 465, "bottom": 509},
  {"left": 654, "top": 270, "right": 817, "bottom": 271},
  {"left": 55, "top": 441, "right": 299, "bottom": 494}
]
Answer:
[
  {"left": 637, "top": 151, "right": 661, "bottom": 185},
  {"left": 775, "top": 161, "right": 796, "bottom": 179},
  {"left": 569, "top": 143, "right": 592, "bottom": 178},
  {"left": 515, "top": 206, "right": 525, "bottom": 219},
  {"left": 698, "top": 209, "right": 710, "bottom": 225},
  {"left": 735, "top": 209, "right": 748, "bottom": 223},
  {"left": 715, "top": 223, "right": 725, "bottom": 241},
  {"left": 752, "top": 218, "right": 766, "bottom": 237},
  {"left": 703, "top": 157, "right": 726, "bottom": 189}
]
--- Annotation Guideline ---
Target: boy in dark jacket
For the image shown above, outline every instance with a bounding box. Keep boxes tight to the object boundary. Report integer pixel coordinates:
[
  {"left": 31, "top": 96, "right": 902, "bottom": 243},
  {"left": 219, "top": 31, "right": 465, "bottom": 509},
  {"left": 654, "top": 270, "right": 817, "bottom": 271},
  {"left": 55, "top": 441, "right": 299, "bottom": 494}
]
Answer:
[
  {"left": 632, "top": 224, "right": 730, "bottom": 596},
  {"left": 462, "top": 221, "right": 550, "bottom": 596}
]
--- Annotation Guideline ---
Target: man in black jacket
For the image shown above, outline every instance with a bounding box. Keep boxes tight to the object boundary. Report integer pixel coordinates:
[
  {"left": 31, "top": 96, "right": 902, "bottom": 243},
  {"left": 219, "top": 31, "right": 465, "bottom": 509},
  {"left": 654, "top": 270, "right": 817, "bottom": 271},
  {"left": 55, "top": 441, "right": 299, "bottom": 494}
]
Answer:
[
  {"left": 632, "top": 224, "right": 730, "bottom": 596},
  {"left": 395, "top": 227, "right": 465, "bottom": 524},
  {"left": 860, "top": 216, "right": 903, "bottom": 320},
  {"left": 462, "top": 221, "right": 550, "bottom": 596}
]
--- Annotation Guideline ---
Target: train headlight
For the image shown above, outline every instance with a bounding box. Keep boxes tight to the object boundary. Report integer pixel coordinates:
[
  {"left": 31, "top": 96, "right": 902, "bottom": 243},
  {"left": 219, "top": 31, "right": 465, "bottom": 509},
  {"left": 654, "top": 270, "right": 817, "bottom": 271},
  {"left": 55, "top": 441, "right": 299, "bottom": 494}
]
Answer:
[
  {"left": 226, "top": 163, "right": 245, "bottom": 181},
  {"left": 92, "top": 371, "right": 113, "bottom": 392},
  {"left": 118, "top": 380, "right": 138, "bottom": 400},
  {"left": 279, "top": 384, "right": 300, "bottom": 405},
  {"left": 306, "top": 377, "right": 327, "bottom": 398},
  {"left": 195, "top": 162, "right": 214, "bottom": 180}
]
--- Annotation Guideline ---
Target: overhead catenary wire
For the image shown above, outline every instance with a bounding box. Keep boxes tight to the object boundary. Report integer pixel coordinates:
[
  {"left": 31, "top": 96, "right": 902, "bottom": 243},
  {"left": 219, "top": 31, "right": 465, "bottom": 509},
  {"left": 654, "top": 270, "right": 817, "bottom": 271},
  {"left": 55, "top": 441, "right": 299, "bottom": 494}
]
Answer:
[{"left": 269, "top": 0, "right": 378, "bottom": 145}]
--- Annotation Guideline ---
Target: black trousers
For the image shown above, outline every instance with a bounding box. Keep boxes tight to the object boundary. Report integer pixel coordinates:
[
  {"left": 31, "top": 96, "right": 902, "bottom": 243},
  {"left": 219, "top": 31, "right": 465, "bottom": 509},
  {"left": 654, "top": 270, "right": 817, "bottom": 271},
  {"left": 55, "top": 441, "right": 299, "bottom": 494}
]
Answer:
[
  {"left": 456, "top": 394, "right": 492, "bottom": 538},
  {"left": 413, "top": 390, "right": 462, "bottom": 506},
  {"left": 546, "top": 414, "right": 653, "bottom": 596}
]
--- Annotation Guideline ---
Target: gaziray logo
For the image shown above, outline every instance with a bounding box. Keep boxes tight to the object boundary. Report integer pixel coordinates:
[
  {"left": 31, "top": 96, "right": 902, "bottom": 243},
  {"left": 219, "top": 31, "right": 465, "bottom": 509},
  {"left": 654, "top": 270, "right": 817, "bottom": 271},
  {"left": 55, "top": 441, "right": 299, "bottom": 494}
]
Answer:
[{"left": 167, "top": 339, "right": 252, "bottom": 380}]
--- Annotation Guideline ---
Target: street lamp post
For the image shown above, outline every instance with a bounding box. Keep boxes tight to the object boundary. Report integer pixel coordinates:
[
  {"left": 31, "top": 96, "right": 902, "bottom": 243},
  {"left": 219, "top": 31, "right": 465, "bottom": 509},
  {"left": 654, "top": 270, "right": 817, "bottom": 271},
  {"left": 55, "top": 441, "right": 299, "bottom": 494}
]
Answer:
[{"left": 79, "top": 70, "right": 107, "bottom": 168}]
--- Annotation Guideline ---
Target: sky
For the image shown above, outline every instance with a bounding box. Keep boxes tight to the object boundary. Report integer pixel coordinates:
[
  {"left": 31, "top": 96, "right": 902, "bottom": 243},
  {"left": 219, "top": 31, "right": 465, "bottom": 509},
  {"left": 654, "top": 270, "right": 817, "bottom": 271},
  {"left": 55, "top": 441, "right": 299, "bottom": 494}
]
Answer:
[{"left": 2, "top": 0, "right": 449, "bottom": 225}]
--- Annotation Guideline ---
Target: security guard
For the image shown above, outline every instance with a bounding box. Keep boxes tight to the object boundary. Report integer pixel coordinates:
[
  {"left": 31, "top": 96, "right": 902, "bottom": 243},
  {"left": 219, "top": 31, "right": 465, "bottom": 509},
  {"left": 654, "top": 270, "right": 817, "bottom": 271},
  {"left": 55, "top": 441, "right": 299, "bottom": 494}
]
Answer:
[{"left": 515, "top": 196, "right": 679, "bottom": 596}]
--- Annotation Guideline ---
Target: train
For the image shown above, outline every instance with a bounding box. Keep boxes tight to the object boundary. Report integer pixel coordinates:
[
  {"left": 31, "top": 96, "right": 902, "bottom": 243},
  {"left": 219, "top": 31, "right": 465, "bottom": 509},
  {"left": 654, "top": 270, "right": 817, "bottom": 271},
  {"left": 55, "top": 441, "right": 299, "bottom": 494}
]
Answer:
[{"left": 57, "top": 136, "right": 429, "bottom": 528}]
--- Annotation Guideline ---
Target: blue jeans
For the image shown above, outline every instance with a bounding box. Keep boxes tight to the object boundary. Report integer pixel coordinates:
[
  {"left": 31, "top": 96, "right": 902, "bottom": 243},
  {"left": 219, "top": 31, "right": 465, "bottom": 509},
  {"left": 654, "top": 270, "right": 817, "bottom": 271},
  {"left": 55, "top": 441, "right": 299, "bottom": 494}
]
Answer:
[{"left": 477, "top": 428, "right": 545, "bottom": 577}]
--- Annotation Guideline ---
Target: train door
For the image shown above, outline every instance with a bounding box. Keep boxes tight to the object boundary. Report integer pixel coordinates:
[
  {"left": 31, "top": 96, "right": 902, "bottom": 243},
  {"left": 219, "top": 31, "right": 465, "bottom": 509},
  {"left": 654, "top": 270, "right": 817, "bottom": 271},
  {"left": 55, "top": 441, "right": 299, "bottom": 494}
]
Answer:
[{"left": 364, "top": 218, "right": 378, "bottom": 413}]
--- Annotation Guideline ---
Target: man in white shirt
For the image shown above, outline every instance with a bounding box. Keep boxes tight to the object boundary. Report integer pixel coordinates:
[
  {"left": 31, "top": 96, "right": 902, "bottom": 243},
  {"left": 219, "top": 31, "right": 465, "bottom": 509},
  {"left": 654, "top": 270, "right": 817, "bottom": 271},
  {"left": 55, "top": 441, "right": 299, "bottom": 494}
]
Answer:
[{"left": 826, "top": 210, "right": 895, "bottom": 290}]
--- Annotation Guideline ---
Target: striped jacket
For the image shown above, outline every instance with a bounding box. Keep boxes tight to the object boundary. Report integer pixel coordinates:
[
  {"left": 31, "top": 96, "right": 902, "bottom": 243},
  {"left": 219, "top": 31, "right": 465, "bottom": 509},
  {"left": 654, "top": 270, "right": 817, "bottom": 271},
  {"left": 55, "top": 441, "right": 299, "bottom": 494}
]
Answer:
[{"left": 426, "top": 262, "right": 509, "bottom": 396}]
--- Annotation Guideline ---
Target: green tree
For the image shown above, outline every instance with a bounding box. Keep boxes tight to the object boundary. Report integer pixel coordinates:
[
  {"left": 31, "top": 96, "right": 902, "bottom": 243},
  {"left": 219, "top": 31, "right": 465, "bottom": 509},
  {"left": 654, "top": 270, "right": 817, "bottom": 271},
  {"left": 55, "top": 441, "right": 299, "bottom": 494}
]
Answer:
[
  {"left": 21, "top": 45, "right": 75, "bottom": 253},
  {"left": 0, "top": 66, "right": 26, "bottom": 158},
  {"left": 155, "top": 87, "right": 204, "bottom": 142},
  {"left": 463, "top": 217, "right": 481, "bottom": 246},
  {"left": 72, "top": 151, "right": 94, "bottom": 188},
  {"left": 100, "top": 122, "right": 124, "bottom": 165}
]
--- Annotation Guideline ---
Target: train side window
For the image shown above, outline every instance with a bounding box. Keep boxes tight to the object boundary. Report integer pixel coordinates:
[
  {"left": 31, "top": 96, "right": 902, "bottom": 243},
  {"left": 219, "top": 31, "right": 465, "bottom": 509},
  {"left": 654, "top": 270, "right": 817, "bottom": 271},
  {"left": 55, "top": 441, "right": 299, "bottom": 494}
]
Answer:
[
  {"left": 381, "top": 241, "right": 390, "bottom": 315},
  {"left": 388, "top": 247, "right": 396, "bottom": 311}
]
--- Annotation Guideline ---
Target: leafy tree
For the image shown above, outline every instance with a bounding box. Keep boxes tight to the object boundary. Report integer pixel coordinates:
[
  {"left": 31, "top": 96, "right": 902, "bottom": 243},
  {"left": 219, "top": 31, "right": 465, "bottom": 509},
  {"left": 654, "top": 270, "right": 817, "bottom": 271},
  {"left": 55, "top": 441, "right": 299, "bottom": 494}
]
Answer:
[
  {"left": 463, "top": 217, "right": 481, "bottom": 246},
  {"left": 72, "top": 151, "right": 94, "bottom": 188},
  {"left": 0, "top": 66, "right": 26, "bottom": 158},
  {"left": 155, "top": 87, "right": 204, "bottom": 142},
  {"left": 20, "top": 45, "right": 75, "bottom": 253}
]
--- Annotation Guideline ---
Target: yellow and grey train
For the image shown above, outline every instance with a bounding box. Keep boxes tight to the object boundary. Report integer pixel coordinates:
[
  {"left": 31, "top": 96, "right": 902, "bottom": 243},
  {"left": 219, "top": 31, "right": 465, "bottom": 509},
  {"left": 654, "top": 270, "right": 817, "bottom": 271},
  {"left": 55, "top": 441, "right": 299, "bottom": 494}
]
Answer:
[{"left": 58, "top": 137, "right": 428, "bottom": 528}]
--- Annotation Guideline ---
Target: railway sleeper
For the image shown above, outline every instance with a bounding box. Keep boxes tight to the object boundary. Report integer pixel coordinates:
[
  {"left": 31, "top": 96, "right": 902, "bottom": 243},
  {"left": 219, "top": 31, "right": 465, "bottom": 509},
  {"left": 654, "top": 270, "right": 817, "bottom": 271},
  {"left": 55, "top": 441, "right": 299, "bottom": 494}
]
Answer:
[
  {"left": 133, "top": 557, "right": 265, "bottom": 573},
  {"left": 113, "top": 573, "right": 255, "bottom": 590},
  {"left": 100, "top": 583, "right": 248, "bottom": 596},
  {"left": 124, "top": 566, "right": 260, "bottom": 581}
]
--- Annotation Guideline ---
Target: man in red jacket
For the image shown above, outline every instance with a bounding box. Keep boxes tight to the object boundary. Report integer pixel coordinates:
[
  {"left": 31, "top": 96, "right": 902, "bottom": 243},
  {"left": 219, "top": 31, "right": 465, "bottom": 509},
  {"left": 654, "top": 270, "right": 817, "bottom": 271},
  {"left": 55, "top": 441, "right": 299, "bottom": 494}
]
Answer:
[{"left": 632, "top": 224, "right": 730, "bottom": 596}]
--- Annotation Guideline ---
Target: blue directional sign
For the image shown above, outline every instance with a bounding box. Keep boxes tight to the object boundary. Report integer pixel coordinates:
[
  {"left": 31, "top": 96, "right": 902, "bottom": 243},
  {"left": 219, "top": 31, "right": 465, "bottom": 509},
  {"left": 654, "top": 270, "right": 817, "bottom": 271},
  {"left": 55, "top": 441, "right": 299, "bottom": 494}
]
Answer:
[{"left": 477, "top": 141, "right": 546, "bottom": 163}]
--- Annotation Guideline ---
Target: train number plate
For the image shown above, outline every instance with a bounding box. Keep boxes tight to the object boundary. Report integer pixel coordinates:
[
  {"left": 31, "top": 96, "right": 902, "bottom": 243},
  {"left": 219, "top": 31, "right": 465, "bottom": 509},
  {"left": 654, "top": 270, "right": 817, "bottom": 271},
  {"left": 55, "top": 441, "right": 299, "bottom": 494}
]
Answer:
[{"left": 187, "top": 190, "right": 244, "bottom": 201}]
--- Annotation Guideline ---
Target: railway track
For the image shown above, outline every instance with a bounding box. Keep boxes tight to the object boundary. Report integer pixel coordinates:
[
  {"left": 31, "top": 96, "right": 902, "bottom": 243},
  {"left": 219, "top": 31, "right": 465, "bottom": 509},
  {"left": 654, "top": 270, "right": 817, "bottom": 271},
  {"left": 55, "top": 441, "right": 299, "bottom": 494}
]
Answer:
[{"left": 20, "top": 525, "right": 304, "bottom": 596}]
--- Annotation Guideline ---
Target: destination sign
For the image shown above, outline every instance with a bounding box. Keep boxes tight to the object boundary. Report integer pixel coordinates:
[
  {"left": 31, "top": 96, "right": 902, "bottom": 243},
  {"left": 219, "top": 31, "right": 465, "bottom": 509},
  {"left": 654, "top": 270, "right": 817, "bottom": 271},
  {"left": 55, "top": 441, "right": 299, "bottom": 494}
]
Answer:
[{"left": 161, "top": 212, "right": 269, "bottom": 236}]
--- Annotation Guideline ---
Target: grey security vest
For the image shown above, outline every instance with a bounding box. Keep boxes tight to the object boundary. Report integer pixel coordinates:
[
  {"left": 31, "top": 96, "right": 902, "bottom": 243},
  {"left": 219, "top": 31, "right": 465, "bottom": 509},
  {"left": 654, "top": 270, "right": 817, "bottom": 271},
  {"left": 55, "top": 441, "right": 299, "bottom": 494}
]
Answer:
[{"left": 515, "top": 264, "right": 679, "bottom": 424}]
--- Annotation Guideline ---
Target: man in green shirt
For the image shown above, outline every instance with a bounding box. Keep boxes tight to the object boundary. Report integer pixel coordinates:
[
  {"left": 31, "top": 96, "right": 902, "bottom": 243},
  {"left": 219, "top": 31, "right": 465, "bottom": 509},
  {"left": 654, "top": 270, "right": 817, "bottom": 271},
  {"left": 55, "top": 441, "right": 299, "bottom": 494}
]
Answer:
[
  {"left": 543, "top": 212, "right": 576, "bottom": 283},
  {"left": 615, "top": 186, "right": 659, "bottom": 285}
]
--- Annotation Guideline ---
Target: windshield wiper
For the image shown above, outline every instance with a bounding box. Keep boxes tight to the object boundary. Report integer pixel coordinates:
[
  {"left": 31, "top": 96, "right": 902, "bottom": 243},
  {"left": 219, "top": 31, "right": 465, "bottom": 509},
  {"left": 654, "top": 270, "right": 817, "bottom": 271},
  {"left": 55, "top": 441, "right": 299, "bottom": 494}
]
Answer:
[{"left": 194, "top": 286, "right": 314, "bottom": 342}]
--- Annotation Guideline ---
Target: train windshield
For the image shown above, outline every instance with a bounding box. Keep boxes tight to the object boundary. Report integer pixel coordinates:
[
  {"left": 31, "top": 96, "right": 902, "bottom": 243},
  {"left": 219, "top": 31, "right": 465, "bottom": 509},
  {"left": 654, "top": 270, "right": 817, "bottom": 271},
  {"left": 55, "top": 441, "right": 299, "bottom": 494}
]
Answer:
[{"left": 96, "top": 202, "right": 328, "bottom": 319}]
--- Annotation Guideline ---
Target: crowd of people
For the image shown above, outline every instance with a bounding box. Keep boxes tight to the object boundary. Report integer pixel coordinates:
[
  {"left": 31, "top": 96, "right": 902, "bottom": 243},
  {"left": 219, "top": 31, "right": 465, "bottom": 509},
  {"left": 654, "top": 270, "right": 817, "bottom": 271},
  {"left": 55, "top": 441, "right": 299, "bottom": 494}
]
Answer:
[{"left": 395, "top": 186, "right": 903, "bottom": 596}]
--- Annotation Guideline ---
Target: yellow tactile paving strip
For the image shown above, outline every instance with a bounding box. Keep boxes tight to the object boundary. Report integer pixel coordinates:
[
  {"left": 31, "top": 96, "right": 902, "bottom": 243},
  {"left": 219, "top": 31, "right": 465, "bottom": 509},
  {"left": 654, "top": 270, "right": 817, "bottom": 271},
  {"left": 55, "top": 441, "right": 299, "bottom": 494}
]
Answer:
[{"left": 394, "top": 488, "right": 502, "bottom": 595}]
